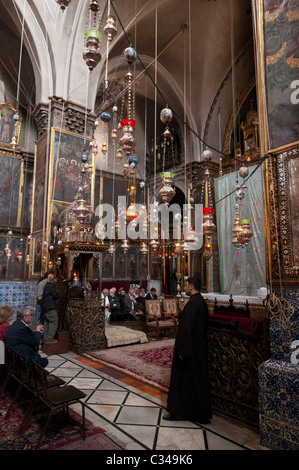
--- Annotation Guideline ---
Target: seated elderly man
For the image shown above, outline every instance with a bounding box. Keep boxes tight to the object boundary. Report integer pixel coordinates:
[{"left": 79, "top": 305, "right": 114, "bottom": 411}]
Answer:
[{"left": 4, "top": 307, "right": 48, "bottom": 368}]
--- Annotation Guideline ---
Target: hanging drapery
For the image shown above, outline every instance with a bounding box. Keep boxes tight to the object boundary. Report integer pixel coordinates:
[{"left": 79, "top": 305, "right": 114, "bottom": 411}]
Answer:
[{"left": 214, "top": 164, "right": 266, "bottom": 296}]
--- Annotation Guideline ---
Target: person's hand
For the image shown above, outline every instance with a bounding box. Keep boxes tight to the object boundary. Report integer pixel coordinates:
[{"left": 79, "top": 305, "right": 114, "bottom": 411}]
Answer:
[{"left": 36, "top": 324, "right": 44, "bottom": 333}]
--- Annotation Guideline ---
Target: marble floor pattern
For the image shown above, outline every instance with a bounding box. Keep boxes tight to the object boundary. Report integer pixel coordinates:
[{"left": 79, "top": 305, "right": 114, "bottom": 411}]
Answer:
[{"left": 41, "top": 350, "right": 268, "bottom": 451}]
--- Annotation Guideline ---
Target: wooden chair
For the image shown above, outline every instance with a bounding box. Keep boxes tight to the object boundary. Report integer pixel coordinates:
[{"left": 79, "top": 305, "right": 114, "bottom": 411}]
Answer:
[
  {"left": 145, "top": 299, "right": 177, "bottom": 340},
  {"left": 162, "top": 298, "right": 179, "bottom": 319},
  {"left": 26, "top": 360, "right": 87, "bottom": 449},
  {"left": 3, "top": 348, "right": 65, "bottom": 421}
]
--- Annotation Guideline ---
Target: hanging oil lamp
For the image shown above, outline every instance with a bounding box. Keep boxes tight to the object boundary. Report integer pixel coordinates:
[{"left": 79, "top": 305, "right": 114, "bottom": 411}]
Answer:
[
  {"left": 56, "top": 0, "right": 71, "bottom": 11},
  {"left": 101, "top": 142, "right": 107, "bottom": 155},
  {"left": 203, "top": 243, "right": 213, "bottom": 260},
  {"left": 119, "top": 47, "right": 137, "bottom": 156},
  {"left": 121, "top": 239, "right": 129, "bottom": 253},
  {"left": 107, "top": 243, "right": 115, "bottom": 255},
  {"left": 116, "top": 148, "right": 123, "bottom": 164},
  {"left": 83, "top": 1, "right": 102, "bottom": 71},
  {"left": 104, "top": 15, "right": 117, "bottom": 42},
  {"left": 140, "top": 243, "right": 148, "bottom": 255},
  {"left": 158, "top": 172, "right": 176, "bottom": 205},
  {"left": 202, "top": 207, "right": 216, "bottom": 237},
  {"left": 237, "top": 219, "right": 253, "bottom": 246}
]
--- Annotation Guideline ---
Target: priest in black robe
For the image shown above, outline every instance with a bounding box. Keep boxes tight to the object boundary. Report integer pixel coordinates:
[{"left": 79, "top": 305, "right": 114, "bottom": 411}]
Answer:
[{"left": 164, "top": 275, "right": 212, "bottom": 424}]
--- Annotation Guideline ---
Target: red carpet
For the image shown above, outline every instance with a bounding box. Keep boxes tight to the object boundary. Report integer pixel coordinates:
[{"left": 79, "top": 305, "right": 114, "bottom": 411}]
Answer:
[
  {"left": 0, "top": 395, "right": 122, "bottom": 450},
  {"left": 85, "top": 339, "right": 175, "bottom": 391}
]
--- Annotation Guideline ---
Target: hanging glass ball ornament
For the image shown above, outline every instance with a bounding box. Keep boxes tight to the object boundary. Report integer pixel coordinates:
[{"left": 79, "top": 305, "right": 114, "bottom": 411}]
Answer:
[
  {"left": 13, "top": 113, "right": 20, "bottom": 122},
  {"left": 100, "top": 111, "right": 111, "bottom": 122},
  {"left": 124, "top": 46, "right": 137, "bottom": 65},
  {"left": 160, "top": 107, "right": 173, "bottom": 124},
  {"left": 239, "top": 166, "right": 249, "bottom": 179},
  {"left": 104, "top": 15, "right": 117, "bottom": 42},
  {"left": 235, "top": 185, "right": 245, "bottom": 200},
  {"left": 128, "top": 155, "right": 138, "bottom": 167},
  {"left": 81, "top": 154, "right": 88, "bottom": 163},
  {"left": 113, "top": 105, "right": 118, "bottom": 114}
]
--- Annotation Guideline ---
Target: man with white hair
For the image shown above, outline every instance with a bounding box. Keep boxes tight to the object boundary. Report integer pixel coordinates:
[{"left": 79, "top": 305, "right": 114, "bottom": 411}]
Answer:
[
  {"left": 4, "top": 307, "right": 48, "bottom": 367},
  {"left": 102, "top": 288, "right": 110, "bottom": 322}
]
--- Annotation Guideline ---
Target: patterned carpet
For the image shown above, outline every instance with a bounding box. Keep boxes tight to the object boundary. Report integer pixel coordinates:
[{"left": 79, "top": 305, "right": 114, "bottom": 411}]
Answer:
[
  {"left": 85, "top": 338, "right": 175, "bottom": 391},
  {"left": 0, "top": 393, "right": 122, "bottom": 450}
]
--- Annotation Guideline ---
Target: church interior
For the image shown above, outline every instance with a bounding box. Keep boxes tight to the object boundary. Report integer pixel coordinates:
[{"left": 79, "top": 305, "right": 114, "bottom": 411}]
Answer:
[{"left": 0, "top": 0, "right": 298, "bottom": 451}]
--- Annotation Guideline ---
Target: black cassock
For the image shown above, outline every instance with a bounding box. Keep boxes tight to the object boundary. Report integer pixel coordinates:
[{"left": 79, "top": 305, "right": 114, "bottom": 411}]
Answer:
[{"left": 166, "top": 292, "right": 212, "bottom": 421}]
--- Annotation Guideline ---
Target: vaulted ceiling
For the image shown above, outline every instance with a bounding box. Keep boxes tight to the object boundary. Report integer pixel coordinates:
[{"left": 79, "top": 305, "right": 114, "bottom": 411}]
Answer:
[{"left": 0, "top": 0, "right": 255, "bottom": 163}]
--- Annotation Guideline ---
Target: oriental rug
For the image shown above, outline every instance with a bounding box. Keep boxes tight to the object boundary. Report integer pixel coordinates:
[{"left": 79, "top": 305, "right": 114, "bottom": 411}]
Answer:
[
  {"left": 85, "top": 338, "right": 175, "bottom": 391},
  {"left": 0, "top": 396, "right": 122, "bottom": 450}
]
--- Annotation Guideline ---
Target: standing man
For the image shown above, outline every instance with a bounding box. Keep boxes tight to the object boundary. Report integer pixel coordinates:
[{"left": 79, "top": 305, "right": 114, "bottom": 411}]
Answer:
[
  {"left": 42, "top": 273, "right": 59, "bottom": 344},
  {"left": 163, "top": 275, "right": 212, "bottom": 424},
  {"left": 36, "top": 271, "right": 49, "bottom": 325}
]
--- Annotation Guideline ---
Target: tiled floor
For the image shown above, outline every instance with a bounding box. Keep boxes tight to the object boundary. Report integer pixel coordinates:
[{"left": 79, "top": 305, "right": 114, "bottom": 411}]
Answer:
[{"left": 42, "top": 350, "right": 268, "bottom": 451}]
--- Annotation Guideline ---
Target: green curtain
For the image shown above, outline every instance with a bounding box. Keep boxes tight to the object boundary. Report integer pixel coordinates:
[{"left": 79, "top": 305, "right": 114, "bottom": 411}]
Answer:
[{"left": 214, "top": 164, "right": 266, "bottom": 296}]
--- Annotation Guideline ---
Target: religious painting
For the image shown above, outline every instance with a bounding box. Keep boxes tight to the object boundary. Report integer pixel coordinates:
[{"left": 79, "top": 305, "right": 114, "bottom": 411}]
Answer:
[
  {"left": 32, "top": 132, "right": 48, "bottom": 233},
  {"left": 21, "top": 169, "right": 33, "bottom": 229},
  {"left": 139, "top": 250, "right": 148, "bottom": 280},
  {"left": 0, "top": 236, "right": 26, "bottom": 281},
  {"left": 0, "top": 154, "right": 23, "bottom": 226},
  {"left": 101, "top": 250, "right": 114, "bottom": 279},
  {"left": 115, "top": 245, "right": 126, "bottom": 279},
  {"left": 31, "top": 231, "right": 43, "bottom": 276},
  {"left": 127, "top": 246, "right": 138, "bottom": 280},
  {"left": 0, "top": 104, "right": 21, "bottom": 146},
  {"left": 254, "top": 0, "right": 299, "bottom": 152},
  {"left": 49, "top": 200, "right": 69, "bottom": 244},
  {"left": 51, "top": 129, "right": 93, "bottom": 205}
]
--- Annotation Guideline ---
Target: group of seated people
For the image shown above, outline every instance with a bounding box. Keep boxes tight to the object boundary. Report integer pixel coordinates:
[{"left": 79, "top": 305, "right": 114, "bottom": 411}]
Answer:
[{"left": 102, "top": 286, "right": 158, "bottom": 322}]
